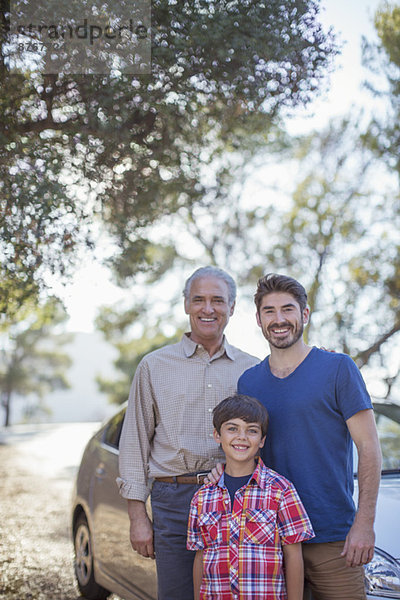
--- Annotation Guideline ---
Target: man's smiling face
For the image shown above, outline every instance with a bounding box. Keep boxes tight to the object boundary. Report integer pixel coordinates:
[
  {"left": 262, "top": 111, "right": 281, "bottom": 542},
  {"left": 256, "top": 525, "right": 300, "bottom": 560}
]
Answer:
[
  {"left": 256, "top": 291, "right": 309, "bottom": 349},
  {"left": 184, "top": 276, "right": 235, "bottom": 348}
]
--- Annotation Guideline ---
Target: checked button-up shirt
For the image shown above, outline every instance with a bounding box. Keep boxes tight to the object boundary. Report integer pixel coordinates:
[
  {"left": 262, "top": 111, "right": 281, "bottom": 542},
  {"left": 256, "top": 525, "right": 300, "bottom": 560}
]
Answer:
[
  {"left": 187, "top": 458, "right": 314, "bottom": 600},
  {"left": 118, "top": 334, "right": 258, "bottom": 502}
]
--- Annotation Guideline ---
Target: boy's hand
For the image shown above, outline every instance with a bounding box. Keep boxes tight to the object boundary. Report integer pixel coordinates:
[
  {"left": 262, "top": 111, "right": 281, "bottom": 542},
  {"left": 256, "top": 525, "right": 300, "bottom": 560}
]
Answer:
[{"left": 204, "top": 462, "right": 224, "bottom": 484}]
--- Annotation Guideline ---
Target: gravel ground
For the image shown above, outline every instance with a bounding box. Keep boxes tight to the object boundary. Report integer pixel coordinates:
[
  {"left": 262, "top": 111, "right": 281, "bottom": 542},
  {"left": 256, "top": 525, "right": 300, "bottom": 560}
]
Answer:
[{"left": 0, "top": 432, "right": 121, "bottom": 600}]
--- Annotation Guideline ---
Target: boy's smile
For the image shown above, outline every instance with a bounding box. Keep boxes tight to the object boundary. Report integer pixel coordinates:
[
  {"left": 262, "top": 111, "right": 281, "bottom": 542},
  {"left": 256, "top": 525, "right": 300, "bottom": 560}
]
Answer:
[{"left": 214, "top": 418, "right": 266, "bottom": 476}]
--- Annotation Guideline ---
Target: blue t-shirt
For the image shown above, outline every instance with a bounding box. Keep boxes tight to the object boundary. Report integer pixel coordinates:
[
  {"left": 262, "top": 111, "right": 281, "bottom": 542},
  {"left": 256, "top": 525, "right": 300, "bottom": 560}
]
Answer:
[
  {"left": 237, "top": 347, "right": 372, "bottom": 543},
  {"left": 223, "top": 472, "right": 252, "bottom": 507}
]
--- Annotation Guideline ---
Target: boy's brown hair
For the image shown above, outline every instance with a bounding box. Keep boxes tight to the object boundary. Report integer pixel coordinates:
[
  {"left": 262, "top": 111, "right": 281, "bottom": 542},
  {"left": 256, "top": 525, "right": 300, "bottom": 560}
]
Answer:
[{"left": 213, "top": 394, "right": 269, "bottom": 437}]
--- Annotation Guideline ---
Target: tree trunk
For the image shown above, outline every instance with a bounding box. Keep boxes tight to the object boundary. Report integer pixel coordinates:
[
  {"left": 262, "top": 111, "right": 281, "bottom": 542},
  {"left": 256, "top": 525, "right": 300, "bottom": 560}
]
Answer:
[{"left": 2, "top": 390, "right": 12, "bottom": 427}]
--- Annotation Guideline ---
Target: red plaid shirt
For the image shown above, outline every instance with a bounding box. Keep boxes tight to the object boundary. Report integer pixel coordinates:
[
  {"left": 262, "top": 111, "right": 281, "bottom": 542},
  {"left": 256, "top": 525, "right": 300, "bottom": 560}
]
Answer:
[{"left": 187, "top": 458, "right": 314, "bottom": 600}]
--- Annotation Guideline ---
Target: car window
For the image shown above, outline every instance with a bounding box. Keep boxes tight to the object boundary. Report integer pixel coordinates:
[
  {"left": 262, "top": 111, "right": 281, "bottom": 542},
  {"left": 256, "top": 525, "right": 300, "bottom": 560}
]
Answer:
[
  {"left": 353, "top": 403, "right": 400, "bottom": 474},
  {"left": 102, "top": 410, "right": 126, "bottom": 450},
  {"left": 375, "top": 409, "right": 400, "bottom": 472}
]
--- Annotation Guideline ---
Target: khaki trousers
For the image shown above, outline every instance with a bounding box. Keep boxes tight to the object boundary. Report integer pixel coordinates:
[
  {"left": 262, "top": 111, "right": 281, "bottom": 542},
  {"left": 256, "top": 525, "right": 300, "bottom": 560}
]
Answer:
[{"left": 303, "top": 541, "right": 366, "bottom": 600}]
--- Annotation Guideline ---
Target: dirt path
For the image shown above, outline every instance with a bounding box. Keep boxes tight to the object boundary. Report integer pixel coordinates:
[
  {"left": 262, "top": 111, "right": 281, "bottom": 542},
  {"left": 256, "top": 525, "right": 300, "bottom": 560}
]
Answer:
[{"left": 0, "top": 426, "right": 121, "bottom": 600}]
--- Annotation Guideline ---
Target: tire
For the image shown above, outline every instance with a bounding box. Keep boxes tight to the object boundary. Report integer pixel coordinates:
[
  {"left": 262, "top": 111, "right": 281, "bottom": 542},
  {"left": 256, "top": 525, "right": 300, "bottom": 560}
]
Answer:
[{"left": 73, "top": 512, "right": 110, "bottom": 600}]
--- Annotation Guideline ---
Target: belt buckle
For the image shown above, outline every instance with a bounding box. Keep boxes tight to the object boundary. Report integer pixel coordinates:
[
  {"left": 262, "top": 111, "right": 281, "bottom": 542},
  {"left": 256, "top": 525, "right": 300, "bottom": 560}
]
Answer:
[{"left": 196, "top": 471, "right": 209, "bottom": 484}]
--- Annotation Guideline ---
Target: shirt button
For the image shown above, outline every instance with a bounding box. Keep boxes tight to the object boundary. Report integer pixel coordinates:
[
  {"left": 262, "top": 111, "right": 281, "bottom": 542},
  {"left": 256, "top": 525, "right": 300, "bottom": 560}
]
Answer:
[
  {"left": 208, "top": 408, "right": 213, "bottom": 412},
  {"left": 208, "top": 433, "right": 213, "bottom": 438},
  {"left": 207, "top": 383, "right": 212, "bottom": 388}
]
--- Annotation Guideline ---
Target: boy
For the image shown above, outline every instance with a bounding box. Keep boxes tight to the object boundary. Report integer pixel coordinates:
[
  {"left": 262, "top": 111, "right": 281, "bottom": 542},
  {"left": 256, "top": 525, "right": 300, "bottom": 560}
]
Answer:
[{"left": 187, "top": 394, "right": 314, "bottom": 600}]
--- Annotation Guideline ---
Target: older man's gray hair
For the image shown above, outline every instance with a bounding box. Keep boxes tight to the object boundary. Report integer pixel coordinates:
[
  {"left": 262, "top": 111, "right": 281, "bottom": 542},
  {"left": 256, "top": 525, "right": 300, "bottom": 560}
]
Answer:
[{"left": 183, "top": 266, "right": 237, "bottom": 306}]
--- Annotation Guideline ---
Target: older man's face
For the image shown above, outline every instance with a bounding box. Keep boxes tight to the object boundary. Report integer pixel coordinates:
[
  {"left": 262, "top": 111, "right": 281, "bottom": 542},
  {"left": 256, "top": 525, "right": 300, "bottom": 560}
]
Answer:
[{"left": 184, "top": 276, "right": 235, "bottom": 347}]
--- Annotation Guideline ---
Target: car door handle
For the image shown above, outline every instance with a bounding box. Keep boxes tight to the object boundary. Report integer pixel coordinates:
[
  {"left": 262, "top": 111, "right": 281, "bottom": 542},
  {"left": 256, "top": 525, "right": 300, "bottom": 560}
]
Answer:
[{"left": 95, "top": 464, "right": 106, "bottom": 478}]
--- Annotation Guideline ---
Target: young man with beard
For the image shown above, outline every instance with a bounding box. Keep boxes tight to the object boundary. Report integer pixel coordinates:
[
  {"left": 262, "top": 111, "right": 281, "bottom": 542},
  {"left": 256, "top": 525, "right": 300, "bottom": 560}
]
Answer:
[{"left": 236, "top": 273, "right": 382, "bottom": 600}]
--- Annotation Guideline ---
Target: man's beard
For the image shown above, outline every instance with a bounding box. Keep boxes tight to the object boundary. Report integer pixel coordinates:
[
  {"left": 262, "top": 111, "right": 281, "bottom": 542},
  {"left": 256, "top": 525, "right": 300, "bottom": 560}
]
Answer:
[{"left": 264, "top": 321, "right": 304, "bottom": 349}]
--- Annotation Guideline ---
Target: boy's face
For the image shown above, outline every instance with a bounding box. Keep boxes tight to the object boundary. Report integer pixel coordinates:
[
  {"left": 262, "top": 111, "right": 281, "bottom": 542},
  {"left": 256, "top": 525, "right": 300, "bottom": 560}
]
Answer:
[{"left": 213, "top": 418, "right": 265, "bottom": 471}]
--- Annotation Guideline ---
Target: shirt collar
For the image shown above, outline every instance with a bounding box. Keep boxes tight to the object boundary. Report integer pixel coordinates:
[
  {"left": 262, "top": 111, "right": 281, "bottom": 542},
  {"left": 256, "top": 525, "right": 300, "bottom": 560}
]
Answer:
[
  {"left": 216, "top": 457, "right": 267, "bottom": 490},
  {"left": 182, "top": 333, "right": 235, "bottom": 360},
  {"left": 250, "top": 457, "right": 267, "bottom": 490}
]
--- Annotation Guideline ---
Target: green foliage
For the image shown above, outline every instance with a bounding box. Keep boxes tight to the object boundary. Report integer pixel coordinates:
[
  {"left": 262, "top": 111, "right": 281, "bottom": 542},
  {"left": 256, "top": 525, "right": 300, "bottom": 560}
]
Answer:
[
  {"left": 91, "top": 4, "right": 399, "bottom": 405},
  {"left": 375, "top": 3, "right": 400, "bottom": 67},
  {"left": 0, "top": 0, "right": 337, "bottom": 313},
  {"left": 362, "top": 2, "right": 400, "bottom": 173},
  {"left": 96, "top": 305, "right": 184, "bottom": 404},
  {"left": 95, "top": 109, "right": 400, "bottom": 402},
  {"left": 0, "top": 296, "right": 73, "bottom": 425}
]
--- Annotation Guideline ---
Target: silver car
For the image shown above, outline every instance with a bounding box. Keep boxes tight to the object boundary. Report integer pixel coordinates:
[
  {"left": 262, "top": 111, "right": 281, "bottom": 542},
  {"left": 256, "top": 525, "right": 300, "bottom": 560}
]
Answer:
[{"left": 71, "top": 401, "right": 400, "bottom": 600}]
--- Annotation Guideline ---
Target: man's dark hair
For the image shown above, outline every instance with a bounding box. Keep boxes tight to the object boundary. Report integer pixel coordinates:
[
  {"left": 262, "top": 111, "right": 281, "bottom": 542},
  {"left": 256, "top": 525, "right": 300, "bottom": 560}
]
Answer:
[
  {"left": 213, "top": 394, "right": 269, "bottom": 437},
  {"left": 254, "top": 273, "right": 308, "bottom": 313}
]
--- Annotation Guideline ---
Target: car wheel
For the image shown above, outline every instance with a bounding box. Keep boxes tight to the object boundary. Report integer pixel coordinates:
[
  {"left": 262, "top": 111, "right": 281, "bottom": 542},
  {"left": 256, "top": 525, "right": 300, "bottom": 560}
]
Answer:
[{"left": 73, "top": 512, "right": 110, "bottom": 600}]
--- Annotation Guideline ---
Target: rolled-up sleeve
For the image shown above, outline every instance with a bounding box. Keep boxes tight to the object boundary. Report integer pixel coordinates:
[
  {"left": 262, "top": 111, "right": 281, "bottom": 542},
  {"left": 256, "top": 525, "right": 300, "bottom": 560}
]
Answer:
[{"left": 117, "top": 359, "right": 156, "bottom": 502}]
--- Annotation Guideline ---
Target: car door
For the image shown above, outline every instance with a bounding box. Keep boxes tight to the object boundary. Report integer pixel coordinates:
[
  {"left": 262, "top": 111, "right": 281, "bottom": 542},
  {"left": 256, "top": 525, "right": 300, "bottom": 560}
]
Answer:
[{"left": 91, "top": 411, "right": 157, "bottom": 599}]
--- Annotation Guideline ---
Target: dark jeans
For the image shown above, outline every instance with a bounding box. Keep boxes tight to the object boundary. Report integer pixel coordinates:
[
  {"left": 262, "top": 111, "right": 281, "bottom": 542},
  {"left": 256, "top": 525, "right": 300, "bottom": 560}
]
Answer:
[{"left": 151, "top": 481, "right": 200, "bottom": 600}]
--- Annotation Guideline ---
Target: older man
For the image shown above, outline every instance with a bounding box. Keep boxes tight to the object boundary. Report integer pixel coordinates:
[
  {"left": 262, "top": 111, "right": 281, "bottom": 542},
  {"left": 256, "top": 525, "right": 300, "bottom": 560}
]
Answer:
[{"left": 118, "top": 266, "right": 258, "bottom": 600}]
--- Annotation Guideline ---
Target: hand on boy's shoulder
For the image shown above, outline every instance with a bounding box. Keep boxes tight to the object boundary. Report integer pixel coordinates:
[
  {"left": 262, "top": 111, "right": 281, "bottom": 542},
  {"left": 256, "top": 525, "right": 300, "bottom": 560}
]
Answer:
[{"left": 205, "top": 463, "right": 224, "bottom": 485}]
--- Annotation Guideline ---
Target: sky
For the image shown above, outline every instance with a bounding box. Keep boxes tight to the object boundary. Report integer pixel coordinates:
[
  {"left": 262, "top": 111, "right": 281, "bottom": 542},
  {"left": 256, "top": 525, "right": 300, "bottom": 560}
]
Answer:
[
  {"left": 291, "top": 0, "right": 383, "bottom": 126},
  {"left": 50, "top": 0, "right": 385, "bottom": 356}
]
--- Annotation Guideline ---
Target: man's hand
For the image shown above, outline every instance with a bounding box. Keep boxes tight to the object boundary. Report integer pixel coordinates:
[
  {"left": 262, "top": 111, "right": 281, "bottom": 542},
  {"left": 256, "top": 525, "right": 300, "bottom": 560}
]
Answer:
[
  {"left": 341, "top": 518, "right": 375, "bottom": 567},
  {"left": 127, "top": 499, "right": 155, "bottom": 559},
  {"left": 204, "top": 462, "right": 224, "bottom": 484},
  {"left": 343, "top": 409, "right": 381, "bottom": 568}
]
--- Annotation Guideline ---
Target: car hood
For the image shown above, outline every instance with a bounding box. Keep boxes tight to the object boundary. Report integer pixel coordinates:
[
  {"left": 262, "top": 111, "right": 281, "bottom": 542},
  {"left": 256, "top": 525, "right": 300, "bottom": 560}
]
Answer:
[{"left": 372, "top": 475, "right": 400, "bottom": 560}]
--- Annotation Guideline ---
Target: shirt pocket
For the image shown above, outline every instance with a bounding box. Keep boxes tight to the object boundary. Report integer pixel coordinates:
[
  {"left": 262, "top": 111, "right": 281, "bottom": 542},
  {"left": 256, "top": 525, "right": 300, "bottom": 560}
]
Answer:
[
  {"left": 198, "top": 511, "right": 223, "bottom": 547},
  {"left": 244, "top": 508, "right": 276, "bottom": 545}
]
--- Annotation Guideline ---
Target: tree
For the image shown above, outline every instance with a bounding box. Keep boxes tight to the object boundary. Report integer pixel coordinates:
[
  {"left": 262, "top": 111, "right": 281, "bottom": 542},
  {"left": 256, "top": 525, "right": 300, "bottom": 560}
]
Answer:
[
  {"left": 0, "top": 296, "right": 72, "bottom": 426},
  {"left": 357, "top": 1, "right": 400, "bottom": 396},
  {"left": 0, "top": 0, "right": 337, "bottom": 314},
  {"left": 94, "top": 110, "right": 400, "bottom": 404},
  {"left": 96, "top": 304, "right": 184, "bottom": 405},
  {"left": 362, "top": 2, "right": 400, "bottom": 175}
]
